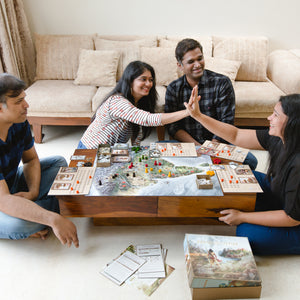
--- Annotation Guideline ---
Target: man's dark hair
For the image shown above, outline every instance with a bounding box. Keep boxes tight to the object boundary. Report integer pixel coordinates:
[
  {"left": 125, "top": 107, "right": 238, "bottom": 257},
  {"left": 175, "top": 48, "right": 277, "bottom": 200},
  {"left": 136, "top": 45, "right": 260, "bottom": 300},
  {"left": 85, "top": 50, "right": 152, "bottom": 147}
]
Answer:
[
  {"left": 175, "top": 39, "right": 203, "bottom": 64},
  {"left": 0, "top": 73, "right": 26, "bottom": 103}
]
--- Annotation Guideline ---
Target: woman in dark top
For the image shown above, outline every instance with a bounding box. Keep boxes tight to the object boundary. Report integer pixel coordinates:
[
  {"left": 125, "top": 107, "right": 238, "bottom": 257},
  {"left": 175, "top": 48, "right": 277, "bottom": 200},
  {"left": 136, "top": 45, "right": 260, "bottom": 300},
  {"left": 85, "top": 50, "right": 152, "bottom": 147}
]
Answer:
[{"left": 185, "top": 88, "right": 300, "bottom": 255}]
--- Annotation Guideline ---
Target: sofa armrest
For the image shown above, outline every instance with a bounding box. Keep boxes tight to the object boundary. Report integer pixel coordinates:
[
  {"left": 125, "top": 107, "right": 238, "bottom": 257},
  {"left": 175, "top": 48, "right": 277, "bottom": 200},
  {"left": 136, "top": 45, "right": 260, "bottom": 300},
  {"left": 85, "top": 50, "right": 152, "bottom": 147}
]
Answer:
[{"left": 267, "top": 50, "right": 300, "bottom": 94}]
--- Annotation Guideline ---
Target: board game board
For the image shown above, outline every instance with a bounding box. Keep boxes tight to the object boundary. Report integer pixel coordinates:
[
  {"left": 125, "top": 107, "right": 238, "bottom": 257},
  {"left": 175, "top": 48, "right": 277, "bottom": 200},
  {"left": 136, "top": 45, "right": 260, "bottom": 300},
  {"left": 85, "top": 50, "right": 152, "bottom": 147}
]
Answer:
[
  {"left": 197, "top": 141, "right": 249, "bottom": 163},
  {"left": 88, "top": 147, "right": 223, "bottom": 197},
  {"left": 151, "top": 142, "right": 197, "bottom": 157},
  {"left": 213, "top": 164, "right": 263, "bottom": 193},
  {"left": 48, "top": 166, "right": 96, "bottom": 195}
]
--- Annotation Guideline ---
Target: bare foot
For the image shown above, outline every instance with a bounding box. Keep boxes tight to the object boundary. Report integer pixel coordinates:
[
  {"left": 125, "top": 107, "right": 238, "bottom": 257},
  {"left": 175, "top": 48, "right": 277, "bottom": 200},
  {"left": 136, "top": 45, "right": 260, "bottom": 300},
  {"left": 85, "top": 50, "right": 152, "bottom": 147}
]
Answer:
[{"left": 29, "top": 228, "right": 50, "bottom": 240}]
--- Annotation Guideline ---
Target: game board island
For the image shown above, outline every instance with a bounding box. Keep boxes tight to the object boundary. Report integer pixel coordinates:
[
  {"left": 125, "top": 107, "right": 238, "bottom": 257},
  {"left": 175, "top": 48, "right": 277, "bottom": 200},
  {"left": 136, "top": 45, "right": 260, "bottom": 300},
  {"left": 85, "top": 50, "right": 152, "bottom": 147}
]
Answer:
[{"left": 56, "top": 143, "right": 259, "bottom": 226}]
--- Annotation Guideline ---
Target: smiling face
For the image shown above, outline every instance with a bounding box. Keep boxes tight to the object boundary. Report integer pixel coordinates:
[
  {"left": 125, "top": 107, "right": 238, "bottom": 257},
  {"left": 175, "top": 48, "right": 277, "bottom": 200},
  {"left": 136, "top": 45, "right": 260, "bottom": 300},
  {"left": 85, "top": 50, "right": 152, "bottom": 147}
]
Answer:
[
  {"left": 131, "top": 70, "right": 154, "bottom": 103},
  {"left": 0, "top": 91, "right": 29, "bottom": 124},
  {"left": 267, "top": 102, "right": 288, "bottom": 140},
  {"left": 178, "top": 47, "right": 205, "bottom": 87}
]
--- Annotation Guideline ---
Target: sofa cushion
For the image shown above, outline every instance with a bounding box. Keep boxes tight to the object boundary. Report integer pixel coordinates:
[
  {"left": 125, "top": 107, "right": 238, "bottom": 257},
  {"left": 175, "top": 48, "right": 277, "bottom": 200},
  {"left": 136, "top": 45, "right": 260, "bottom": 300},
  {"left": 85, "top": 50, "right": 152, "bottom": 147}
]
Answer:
[
  {"left": 158, "top": 36, "right": 213, "bottom": 58},
  {"left": 267, "top": 50, "right": 300, "bottom": 94},
  {"left": 94, "top": 36, "right": 157, "bottom": 80},
  {"left": 205, "top": 57, "right": 241, "bottom": 82},
  {"left": 213, "top": 36, "right": 268, "bottom": 82},
  {"left": 35, "top": 34, "right": 94, "bottom": 80},
  {"left": 74, "top": 49, "right": 120, "bottom": 86},
  {"left": 290, "top": 49, "right": 300, "bottom": 58},
  {"left": 140, "top": 47, "right": 178, "bottom": 86},
  {"left": 91, "top": 86, "right": 115, "bottom": 112},
  {"left": 26, "top": 80, "right": 97, "bottom": 113},
  {"left": 234, "top": 80, "right": 284, "bottom": 117}
]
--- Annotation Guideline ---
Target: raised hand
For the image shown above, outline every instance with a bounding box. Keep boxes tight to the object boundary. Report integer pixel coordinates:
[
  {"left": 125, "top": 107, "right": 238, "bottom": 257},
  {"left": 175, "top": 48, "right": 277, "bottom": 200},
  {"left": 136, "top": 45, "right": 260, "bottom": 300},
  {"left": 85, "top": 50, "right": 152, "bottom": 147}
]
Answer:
[{"left": 184, "top": 85, "right": 201, "bottom": 118}]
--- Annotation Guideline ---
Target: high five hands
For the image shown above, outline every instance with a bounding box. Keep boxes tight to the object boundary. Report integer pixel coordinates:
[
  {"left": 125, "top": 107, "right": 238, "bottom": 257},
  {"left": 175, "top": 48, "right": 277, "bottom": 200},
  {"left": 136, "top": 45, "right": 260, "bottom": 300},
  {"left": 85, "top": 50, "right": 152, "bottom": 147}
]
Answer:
[{"left": 184, "top": 85, "right": 201, "bottom": 118}]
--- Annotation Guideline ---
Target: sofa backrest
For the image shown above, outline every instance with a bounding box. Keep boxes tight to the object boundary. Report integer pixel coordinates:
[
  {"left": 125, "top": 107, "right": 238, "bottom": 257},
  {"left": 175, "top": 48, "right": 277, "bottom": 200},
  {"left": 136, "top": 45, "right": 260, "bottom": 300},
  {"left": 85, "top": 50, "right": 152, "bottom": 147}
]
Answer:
[
  {"left": 33, "top": 34, "right": 270, "bottom": 87},
  {"left": 213, "top": 36, "right": 269, "bottom": 82},
  {"left": 35, "top": 34, "right": 95, "bottom": 80}
]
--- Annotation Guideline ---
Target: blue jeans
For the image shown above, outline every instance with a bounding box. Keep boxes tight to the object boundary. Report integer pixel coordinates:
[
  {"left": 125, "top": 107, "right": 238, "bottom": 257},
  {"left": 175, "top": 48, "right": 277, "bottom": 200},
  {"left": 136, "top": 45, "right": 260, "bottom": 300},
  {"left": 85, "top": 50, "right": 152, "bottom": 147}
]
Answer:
[
  {"left": 0, "top": 156, "right": 67, "bottom": 240},
  {"left": 236, "top": 171, "right": 300, "bottom": 255},
  {"left": 77, "top": 140, "right": 87, "bottom": 149}
]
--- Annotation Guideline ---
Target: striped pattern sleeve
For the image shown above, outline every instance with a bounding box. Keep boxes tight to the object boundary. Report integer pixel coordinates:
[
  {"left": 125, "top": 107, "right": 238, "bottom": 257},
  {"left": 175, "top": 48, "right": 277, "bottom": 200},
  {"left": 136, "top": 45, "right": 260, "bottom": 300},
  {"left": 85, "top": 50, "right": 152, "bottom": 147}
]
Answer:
[{"left": 109, "top": 96, "right": 162, "bottom": 126}]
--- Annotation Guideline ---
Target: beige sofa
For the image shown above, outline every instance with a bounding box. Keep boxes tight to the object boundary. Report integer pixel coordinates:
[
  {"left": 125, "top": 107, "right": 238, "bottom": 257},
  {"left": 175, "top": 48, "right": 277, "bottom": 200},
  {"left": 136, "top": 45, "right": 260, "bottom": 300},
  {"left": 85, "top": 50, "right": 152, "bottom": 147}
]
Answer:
[{"left": 25, "top": 34, "right": 300, "bottom": 143}]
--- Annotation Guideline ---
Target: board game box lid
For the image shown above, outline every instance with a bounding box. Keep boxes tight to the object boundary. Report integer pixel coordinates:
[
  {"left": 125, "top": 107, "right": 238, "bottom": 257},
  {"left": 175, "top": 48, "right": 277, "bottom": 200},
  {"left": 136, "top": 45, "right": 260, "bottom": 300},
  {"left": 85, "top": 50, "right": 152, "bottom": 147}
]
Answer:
[{"left": 183, "top": 234, "right": 261, "bottom": 289}]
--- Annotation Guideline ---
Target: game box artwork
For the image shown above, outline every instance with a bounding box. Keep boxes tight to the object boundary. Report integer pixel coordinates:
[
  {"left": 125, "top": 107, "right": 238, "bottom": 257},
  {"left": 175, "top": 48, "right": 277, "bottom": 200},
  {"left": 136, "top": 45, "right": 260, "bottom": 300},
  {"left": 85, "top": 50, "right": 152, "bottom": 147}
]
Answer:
[{"left": 183, "top": 234, "right": 261, "bottom": 289}]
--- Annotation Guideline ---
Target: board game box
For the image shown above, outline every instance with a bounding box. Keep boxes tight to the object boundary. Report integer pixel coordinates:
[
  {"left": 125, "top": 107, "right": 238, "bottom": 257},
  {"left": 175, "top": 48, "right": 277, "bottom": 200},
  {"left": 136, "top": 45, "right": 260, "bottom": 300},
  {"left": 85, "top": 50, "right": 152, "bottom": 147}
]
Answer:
[{"left": 183, "top": 234, "right": 261, "bottom": 293}]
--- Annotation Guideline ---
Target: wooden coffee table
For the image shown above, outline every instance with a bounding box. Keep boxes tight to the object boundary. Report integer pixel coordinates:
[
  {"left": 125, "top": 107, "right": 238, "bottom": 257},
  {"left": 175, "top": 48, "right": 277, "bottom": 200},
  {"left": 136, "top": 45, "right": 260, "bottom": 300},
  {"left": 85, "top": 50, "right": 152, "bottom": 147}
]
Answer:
[{"left": 57, "top": 149, "right": 257, "bottom": 226}]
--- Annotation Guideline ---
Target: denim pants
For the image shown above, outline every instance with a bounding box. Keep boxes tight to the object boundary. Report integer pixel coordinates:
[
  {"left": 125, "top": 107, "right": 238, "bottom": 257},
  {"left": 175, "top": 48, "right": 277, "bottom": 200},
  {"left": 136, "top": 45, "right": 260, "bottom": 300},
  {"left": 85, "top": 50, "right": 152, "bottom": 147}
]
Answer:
[
  {"left": 0, "top": 156, "right": 67, "bottom": 240},
  {"left": 236, "top": 171, "right": 300, "bottom": 255}
]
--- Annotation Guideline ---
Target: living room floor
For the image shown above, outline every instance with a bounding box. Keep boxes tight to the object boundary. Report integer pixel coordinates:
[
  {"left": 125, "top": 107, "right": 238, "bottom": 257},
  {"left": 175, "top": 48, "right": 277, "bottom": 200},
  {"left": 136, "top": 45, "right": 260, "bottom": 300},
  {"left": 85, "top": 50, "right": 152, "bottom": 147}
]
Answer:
[{"left": 1, "top": 125, "right": 299, "bottom": 300}]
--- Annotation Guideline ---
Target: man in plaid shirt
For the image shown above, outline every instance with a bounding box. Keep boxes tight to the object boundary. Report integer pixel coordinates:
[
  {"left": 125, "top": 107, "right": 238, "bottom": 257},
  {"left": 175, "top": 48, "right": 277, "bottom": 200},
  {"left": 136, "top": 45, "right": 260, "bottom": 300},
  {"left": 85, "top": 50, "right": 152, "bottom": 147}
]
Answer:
[{"left": 165, "top": 38, "right": 257, "bottom": 169}]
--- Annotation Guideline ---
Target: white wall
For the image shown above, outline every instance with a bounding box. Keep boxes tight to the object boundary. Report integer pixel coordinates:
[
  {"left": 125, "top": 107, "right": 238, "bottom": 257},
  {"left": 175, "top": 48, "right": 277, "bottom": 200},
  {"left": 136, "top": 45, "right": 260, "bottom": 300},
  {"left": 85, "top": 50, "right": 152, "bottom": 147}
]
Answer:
[{"left": 23, "top": 0, "right": 300, "bottom": 51}]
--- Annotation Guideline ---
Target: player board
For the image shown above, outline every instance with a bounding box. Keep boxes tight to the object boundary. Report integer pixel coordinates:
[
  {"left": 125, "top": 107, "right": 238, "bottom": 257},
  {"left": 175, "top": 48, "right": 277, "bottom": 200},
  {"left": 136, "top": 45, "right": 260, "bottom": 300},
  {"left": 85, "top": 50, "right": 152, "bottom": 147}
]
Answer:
[
  {"left": 48, "top": 166, "right": 96, "bottom": 195},
  {"left": 213, "top": 164, "right": 263, "bottom": 193},
  {"left": 198, "top": 140, "right": 249, "bottom": 163},
  {"left": 150, "top": 142, "right": 197, "bottom": 157}
]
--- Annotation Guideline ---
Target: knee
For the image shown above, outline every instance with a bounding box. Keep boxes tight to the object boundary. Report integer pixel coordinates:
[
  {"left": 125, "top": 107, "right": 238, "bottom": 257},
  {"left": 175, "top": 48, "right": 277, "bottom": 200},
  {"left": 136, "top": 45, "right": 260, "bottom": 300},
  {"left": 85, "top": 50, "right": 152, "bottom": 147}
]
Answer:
[
  {"left": 0, "top": 216, "right": 45, "bottom": 240},
  {"left": 52, "top": 156, "right": 68, "bottom": 167}
]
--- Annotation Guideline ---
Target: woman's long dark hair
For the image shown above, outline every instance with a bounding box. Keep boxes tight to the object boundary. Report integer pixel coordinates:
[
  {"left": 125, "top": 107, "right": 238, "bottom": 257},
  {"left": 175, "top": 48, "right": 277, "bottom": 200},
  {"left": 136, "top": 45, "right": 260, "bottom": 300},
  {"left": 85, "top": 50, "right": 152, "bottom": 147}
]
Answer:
[
  {"left": 267, "top": 94, "right": 300, "bottom": 185},
  {"left": 92, "top": 60, "right": 158, "bottom": 141}
]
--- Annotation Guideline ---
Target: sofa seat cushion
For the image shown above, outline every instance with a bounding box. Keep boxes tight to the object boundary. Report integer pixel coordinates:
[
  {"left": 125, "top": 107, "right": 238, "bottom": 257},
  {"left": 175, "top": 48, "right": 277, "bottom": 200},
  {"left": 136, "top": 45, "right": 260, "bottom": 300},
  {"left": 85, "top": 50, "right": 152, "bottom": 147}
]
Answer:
[
  {"left": 26, "top": 80, "right": 97, "bottom": 114},
  {"left": 234, "top": 80, "right": 285, "bottom": 118},
  {"left": 91, "top": 86, "right": 115, "bottom": 111}
]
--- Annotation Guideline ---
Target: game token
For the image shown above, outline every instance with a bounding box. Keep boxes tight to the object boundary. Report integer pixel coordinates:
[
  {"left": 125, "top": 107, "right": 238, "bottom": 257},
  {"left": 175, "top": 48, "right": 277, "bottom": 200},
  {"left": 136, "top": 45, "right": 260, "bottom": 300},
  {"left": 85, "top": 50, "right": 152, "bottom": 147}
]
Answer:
[{"left": 145, "top": 168, "right": 148, "bottom": 173}]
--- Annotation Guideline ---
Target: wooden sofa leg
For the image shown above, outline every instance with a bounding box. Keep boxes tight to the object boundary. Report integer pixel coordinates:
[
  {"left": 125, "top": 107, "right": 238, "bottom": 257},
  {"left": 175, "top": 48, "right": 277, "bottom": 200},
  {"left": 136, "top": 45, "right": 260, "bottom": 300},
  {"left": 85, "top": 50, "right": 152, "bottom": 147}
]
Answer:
[
  {"left": 32, "top": 124, "right": 43, "bottom": 143},
  {"left": 156, "top": 126, "right": 165, "bottom": 141}
]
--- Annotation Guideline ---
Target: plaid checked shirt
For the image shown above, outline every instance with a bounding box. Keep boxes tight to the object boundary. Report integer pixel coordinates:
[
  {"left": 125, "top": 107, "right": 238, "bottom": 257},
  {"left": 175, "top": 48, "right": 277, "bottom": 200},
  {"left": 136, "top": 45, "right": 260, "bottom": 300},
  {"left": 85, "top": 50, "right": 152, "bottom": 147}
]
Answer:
[{"left": 165, "top": 70, "right": 235, "bottom": 144}]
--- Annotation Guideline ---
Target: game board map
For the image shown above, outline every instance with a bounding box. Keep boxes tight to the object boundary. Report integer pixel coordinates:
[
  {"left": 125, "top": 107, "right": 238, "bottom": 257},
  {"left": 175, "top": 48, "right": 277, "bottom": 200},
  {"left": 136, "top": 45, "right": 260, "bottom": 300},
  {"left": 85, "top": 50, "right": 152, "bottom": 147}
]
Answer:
[
  {"left": 184, "top": 234, "right": 261, "bottom": 289},
  {"left": 48, "top": 166, "right": 96, "bottom": 195},
  {"left": 213, "top": 164, "right": 263, "bottom": 193},
  {"left": 198, "top": 141, "right": 249, "bottom": 163},
  {"left": 88, "top": 147, "right": 223, "bottom": 197}
]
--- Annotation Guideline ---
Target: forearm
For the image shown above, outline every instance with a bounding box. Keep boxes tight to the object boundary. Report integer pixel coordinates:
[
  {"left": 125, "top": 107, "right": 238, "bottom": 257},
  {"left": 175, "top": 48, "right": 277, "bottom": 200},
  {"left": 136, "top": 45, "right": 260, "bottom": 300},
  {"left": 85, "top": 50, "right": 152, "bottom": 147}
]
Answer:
[
  {"left": 240, "top": 210, "right": 300, "bottom": 227},
  {"left": 0, "top": 194, "right": 58, "bottom": 227},
  {"left": 174, "top": 129, "right": 201, "bottom": 145},
  {"left": 161, "top": 109, "right": 189, "bottom": 125},
  {"left": 22, "top": 158, "right": 41, "bottom": 199},
  {"left": 193, "top": 113, "right": 238, "bottom": 144}
]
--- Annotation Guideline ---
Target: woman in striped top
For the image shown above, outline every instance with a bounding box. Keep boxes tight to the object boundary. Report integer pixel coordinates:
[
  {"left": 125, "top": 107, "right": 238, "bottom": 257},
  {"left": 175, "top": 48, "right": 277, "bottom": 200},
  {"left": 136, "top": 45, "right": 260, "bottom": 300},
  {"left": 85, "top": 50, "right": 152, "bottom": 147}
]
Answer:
[{"left": 78, "top": 61, "right": 191, "bottom": 149}]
